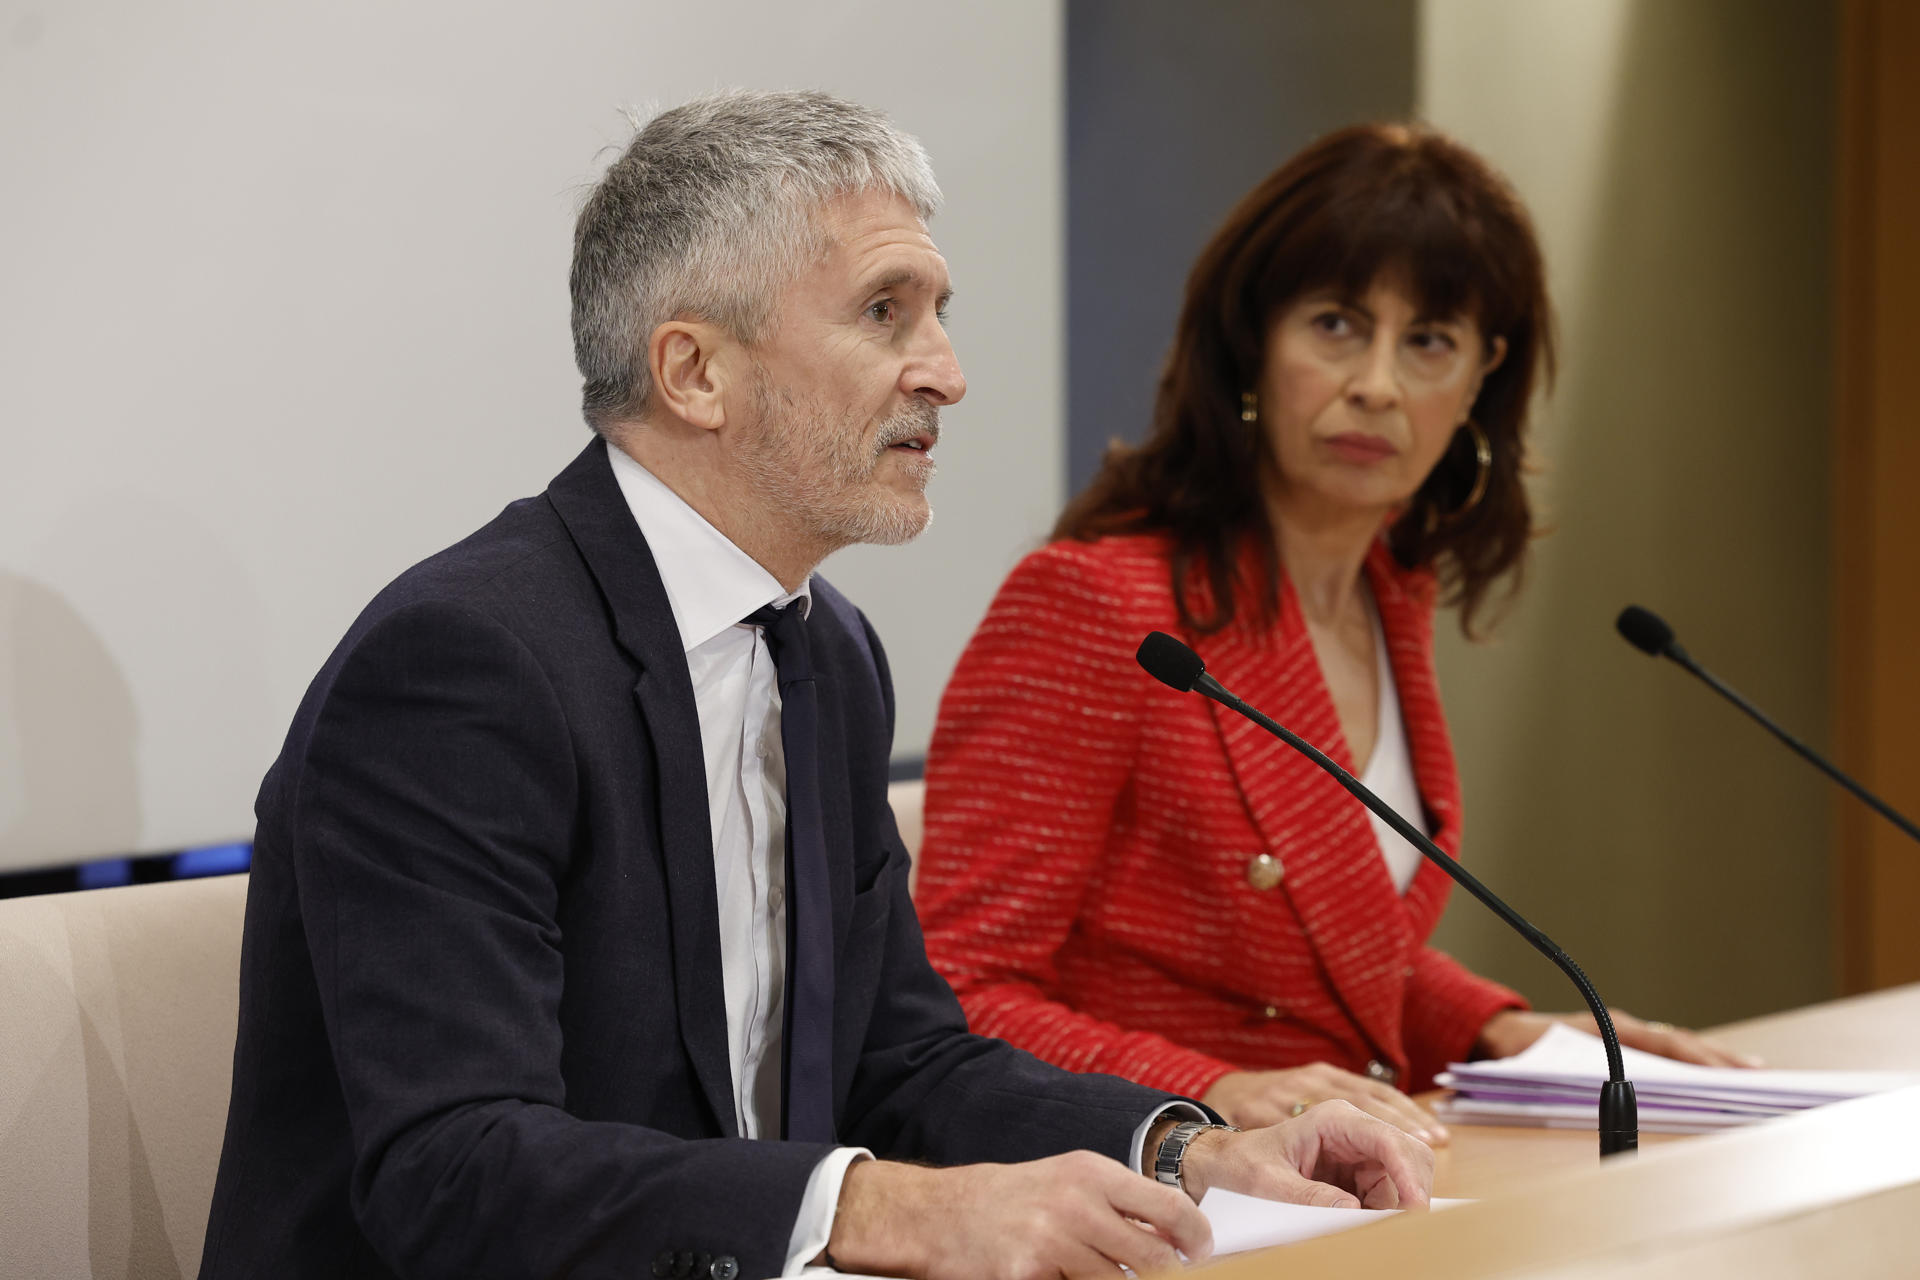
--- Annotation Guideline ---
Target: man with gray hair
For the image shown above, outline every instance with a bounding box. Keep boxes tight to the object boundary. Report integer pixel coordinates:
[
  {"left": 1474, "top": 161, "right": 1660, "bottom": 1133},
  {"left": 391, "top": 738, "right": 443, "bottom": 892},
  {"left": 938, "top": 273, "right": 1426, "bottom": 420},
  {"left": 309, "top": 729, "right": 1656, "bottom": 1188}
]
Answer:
[{"left": 200, "top": 91, "right": 1431, "bottom": 1280}]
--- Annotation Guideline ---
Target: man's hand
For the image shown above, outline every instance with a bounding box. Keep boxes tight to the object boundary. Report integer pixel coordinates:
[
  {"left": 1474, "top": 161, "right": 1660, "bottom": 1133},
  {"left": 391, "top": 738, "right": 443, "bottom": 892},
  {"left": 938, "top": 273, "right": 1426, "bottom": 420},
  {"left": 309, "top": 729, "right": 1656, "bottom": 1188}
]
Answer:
[
  {"left": 1202, "top": 1064, "right": 1448, "bottom": 1144},
  {"left": 1180, "top": 1101, "right": 1435, "bottom": 1211},
  {"left": 826, "top": 1151, "right": 1214, "bottom": 1280},
  {"left": 1477, "top": 1009, "right": 1762, "bottom": 1068}
]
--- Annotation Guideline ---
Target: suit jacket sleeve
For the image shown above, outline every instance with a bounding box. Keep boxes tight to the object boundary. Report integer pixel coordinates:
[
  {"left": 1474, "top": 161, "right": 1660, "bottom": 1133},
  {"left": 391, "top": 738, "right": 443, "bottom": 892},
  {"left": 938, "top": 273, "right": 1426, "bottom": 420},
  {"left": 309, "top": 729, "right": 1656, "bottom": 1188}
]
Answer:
[
  {"left": 1400, "top": 946, "right": 1529, "bottom": 1089},
  {"left": 913, "top": 546, "right": 1239, "bottom": 1101},
  {"left": 294, "top": 600, "right": 831, "bottom": 1280},
  {"left": 831, "top": 602, "right": 1209, "bottom": 1165}
]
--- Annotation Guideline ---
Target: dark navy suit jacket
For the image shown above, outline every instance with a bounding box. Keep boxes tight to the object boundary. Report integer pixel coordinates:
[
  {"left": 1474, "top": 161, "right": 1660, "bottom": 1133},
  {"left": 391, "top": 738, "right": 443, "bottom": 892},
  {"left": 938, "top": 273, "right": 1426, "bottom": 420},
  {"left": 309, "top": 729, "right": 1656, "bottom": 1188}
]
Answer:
[{"left": 198, "top": 442, "right": 1181, "bottom": 1280}]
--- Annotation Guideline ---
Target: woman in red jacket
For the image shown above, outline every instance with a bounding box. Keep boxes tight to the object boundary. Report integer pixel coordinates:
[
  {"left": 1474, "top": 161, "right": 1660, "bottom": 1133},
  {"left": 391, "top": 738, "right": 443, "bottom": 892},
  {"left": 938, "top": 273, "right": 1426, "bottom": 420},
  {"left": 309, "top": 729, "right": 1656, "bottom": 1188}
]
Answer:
[{"left": 915, "top": 123, "right": 1747, "bottom": 1141}]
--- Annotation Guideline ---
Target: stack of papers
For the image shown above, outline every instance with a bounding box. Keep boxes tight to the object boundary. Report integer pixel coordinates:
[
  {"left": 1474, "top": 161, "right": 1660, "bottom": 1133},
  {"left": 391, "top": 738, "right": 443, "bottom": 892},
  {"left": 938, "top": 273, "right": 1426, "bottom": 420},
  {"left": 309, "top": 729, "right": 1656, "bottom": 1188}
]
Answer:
[{"left": 1435, "top": 1022, "right": 1920, "bottom": 1134}]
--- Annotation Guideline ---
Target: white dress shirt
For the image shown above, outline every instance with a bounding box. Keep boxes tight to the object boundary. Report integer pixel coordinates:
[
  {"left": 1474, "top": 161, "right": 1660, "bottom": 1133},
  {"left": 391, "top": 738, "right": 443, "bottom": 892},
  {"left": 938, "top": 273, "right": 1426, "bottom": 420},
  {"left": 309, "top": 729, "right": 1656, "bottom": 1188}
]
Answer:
[
  {"left": 1358, "top": 595, "right": 1428, "bottom": 893},
  {"left": 606, "top": 442, "right": 864, "bottom": 1274},
  {"left": 607, "top": 441, "right": 1192, "bottom": 1271}
]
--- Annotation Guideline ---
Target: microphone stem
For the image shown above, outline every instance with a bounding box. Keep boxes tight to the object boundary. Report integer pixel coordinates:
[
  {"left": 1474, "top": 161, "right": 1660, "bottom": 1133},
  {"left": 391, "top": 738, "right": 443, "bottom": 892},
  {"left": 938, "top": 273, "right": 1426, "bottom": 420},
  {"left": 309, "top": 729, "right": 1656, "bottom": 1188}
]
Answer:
[
  {"left": 1204, "top": 679, "right": 1630, "bottom": 1085},
  {"left": 1669, "top": 652, "right": 1920, "bottom": 846}
]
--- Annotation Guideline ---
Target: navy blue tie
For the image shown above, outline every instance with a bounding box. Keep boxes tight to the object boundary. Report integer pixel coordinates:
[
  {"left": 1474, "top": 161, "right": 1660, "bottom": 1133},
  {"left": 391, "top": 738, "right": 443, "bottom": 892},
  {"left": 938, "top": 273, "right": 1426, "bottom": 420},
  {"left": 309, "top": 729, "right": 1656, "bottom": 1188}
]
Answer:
[{"left": 745, "top": 602, "right": 835, "bottom": 1143}]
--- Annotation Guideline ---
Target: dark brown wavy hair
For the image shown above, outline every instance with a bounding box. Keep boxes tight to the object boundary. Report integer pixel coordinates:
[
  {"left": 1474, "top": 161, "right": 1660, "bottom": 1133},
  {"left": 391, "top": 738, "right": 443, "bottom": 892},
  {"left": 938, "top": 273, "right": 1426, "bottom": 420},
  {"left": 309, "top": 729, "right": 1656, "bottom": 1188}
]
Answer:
[{"left": 1055, "top": 122, "right": 1554, "bottom": 638}]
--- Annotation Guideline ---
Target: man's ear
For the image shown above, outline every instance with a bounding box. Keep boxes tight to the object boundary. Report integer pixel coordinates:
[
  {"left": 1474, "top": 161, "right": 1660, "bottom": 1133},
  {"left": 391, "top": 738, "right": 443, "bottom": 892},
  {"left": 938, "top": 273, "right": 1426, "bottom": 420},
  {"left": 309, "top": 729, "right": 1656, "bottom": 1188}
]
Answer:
[{"left": 648, "top": 319, "right": 736, "bottom": 432}]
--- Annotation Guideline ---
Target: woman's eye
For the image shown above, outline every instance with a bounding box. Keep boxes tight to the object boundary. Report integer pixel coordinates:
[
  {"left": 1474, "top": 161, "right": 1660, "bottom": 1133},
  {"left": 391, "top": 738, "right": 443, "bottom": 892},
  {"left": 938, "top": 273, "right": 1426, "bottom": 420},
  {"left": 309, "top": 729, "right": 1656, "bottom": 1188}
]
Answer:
[
  {"left": 1310, "top": 310, "right": 1351, "bottom": 336},
  {"left": 1410, "top": 330, "right": 1458, "bottom": 354}
]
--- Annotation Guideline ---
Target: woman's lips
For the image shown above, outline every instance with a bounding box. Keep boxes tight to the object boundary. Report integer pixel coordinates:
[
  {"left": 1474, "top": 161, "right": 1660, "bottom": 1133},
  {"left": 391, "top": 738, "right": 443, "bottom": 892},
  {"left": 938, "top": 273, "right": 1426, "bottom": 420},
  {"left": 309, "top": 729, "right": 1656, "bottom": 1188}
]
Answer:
[{"left": 1322, "top": 433, "right": 1397, "bottom": 464}]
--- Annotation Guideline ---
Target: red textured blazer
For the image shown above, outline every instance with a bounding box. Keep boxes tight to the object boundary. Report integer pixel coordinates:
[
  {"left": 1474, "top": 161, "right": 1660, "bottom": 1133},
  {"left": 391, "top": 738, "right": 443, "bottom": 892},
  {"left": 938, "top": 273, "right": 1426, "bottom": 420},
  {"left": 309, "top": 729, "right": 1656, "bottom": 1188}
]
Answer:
[{"left": 916, "top": 533, "right": 1526, "bottom": 1098}]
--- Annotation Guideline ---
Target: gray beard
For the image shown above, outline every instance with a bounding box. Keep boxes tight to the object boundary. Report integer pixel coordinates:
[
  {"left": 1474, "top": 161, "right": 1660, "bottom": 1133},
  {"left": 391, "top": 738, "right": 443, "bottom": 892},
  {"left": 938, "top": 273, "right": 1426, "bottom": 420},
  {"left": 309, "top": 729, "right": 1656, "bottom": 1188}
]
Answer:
[{"left": 738, "top": 373, "right": 938, "bottom": 552}]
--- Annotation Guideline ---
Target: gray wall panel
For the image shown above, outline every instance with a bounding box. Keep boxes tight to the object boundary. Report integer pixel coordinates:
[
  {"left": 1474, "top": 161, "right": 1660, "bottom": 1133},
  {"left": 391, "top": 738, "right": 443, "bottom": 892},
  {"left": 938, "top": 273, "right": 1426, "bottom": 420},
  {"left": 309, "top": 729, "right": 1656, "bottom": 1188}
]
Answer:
[{"left": 1066, "top": 0, "right": 1417, "bottom": 492}]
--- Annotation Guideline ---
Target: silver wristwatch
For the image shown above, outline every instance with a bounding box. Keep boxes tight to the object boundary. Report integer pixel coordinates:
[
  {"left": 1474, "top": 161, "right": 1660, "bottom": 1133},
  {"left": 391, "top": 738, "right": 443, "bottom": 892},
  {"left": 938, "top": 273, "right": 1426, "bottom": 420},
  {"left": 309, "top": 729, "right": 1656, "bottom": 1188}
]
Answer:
[{"left": 1152, "top": 1120, "right": 1240, "bottom": 1193}]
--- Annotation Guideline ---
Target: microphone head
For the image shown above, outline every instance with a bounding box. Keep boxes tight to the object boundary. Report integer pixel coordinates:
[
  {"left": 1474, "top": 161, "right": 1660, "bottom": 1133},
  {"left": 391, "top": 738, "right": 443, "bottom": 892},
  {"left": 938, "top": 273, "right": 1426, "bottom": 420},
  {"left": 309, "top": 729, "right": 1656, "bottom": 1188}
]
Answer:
[
  {"left": 1616, "top": 605, "right": 1676, "bottom": 657},
  {"left": 1137, "top": 631, "right": 1206, "bottom": 692}
]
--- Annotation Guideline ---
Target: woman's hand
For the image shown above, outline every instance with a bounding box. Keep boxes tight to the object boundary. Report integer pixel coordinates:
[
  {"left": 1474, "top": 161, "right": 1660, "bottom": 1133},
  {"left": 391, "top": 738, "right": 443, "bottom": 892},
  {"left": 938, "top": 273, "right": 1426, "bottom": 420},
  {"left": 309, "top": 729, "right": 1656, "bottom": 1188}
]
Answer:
[
  {"left": 1202, "top": 1063, "right": 1449, "bottom": 1145},
  {"left": 1475, "top": 1009, "right": 1763, "bottom": 1067}
]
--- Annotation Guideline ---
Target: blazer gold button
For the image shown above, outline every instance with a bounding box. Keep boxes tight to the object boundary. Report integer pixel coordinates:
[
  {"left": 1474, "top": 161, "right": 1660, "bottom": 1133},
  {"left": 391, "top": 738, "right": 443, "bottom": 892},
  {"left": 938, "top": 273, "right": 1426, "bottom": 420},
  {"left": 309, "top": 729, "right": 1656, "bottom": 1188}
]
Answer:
[
  {"left": 1263, "top": 1004, "right": 1282, "bottom": 1020},
  {"left": 1245, "top": 853, "right": 1282, "bottom": 890},
  {"left": 1365, "top": 1059, "right": 1399, "bottom": 1087}
]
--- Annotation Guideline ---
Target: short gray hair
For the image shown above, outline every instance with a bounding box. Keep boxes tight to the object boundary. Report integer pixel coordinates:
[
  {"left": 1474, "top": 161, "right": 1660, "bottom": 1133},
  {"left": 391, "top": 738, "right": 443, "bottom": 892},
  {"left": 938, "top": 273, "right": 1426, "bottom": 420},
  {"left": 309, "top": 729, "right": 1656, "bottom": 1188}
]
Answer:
[{"left": 570, "top": 90, "right": 943, "bottom": 432}]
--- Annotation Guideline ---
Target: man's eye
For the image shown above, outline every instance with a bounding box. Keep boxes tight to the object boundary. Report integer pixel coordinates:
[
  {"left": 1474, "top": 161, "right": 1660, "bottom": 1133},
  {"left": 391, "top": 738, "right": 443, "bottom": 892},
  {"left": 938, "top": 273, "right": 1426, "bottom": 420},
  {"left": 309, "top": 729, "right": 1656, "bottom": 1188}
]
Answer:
[{"left": 867, "top": 300, "right": 896, "bottom": 323}]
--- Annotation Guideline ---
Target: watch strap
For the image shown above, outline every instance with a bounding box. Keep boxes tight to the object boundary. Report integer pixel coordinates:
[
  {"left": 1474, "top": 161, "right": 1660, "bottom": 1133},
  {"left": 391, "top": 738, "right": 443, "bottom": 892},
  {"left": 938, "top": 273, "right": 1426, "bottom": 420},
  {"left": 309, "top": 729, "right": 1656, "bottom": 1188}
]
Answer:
[{"left": 1152, "top": 1120, "right": 1239, "bottom": 1193}]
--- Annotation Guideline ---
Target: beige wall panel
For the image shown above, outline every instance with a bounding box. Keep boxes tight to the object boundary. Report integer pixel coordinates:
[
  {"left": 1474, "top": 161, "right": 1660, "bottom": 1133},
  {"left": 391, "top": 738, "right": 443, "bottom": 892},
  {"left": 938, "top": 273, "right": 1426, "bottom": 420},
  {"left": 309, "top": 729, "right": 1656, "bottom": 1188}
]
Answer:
[{"left": 1418, "top": 0, "right": 1836, "bottom": 1025}]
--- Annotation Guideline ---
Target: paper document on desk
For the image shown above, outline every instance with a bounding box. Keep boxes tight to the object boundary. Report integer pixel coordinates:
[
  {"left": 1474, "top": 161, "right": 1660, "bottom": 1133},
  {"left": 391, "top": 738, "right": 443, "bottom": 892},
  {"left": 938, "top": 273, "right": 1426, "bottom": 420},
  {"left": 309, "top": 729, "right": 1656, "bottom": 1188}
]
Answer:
[
  {"left": 791, "top": 1194, "right": 1468, "bottom": 1278},
  {"left": 1199, "top": 1189, "right": 1469, "bottom": 1255},
  {"left": 1435, "top": 1022, "right": 1920, "bottom": 1132}
]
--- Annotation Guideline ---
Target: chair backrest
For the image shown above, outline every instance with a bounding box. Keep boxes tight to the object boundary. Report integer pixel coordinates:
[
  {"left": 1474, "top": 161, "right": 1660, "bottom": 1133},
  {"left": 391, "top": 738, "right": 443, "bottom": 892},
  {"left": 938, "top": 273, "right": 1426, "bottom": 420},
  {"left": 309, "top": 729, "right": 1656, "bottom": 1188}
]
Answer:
[
  {"left": 0, "top": 874, "right": 248, "bottom": 1280},
  {"left": 888, "top": 778, "right": 925, "bottom": 893},
  {"left": 0, "top": 793, "right": 928, "bottom": 1277}
]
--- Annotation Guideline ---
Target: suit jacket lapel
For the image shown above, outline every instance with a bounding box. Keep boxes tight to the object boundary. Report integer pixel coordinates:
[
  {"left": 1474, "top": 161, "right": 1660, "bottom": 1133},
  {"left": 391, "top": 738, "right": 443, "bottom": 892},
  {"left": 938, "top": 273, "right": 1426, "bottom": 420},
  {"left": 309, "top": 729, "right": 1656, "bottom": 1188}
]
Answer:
[
  {"left": 544, "top": 441, "right": 738, "bottom": 1137},
  {"left": 1191, "top": 546, "right": 1414, "bottom": 1065}
]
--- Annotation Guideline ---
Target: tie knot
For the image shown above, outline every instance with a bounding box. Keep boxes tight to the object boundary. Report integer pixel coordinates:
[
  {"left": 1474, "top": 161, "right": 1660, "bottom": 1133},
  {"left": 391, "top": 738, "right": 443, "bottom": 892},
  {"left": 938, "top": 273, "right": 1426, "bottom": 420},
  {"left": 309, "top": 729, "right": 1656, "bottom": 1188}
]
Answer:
[
  {"left": 743, "top": 604, "right": 787, "bottom": 631},
  {"left": 744, "top": 602, "right": 810, "bottom": 680}
]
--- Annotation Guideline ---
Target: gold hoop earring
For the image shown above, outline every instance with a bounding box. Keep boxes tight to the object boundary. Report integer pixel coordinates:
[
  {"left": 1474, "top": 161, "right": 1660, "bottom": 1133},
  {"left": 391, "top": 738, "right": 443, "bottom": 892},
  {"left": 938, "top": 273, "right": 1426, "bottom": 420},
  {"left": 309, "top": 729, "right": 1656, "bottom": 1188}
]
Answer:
[
  {"left": 1457, "top": 420, "right": 1493, "bottom": 516},
  {"left": 1424, "top": 421, "right": 1493, "bottom": 534},
  {"left": 1240, "top": 390, "right": 1258, "bottom": 423}
]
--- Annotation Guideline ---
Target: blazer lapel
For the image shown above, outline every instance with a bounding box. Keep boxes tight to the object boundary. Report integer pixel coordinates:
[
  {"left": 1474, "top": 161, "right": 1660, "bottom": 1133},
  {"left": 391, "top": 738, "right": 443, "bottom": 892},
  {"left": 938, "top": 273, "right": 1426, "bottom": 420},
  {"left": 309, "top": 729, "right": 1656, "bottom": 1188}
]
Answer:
[
  {"left": 544, "top": 441, "right": 738, "bottom": 1137},
  {"left": 1192, "top": 549, "right": 1414, "bottom": 1065}
]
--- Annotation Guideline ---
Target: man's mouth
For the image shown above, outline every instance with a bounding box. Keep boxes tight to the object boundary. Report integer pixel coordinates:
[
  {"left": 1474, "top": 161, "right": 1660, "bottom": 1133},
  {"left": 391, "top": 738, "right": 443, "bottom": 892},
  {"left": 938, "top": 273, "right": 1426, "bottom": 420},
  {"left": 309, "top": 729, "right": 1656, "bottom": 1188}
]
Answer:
[{"left": 888, "top": 434, "right": 936, "bottom": 453}]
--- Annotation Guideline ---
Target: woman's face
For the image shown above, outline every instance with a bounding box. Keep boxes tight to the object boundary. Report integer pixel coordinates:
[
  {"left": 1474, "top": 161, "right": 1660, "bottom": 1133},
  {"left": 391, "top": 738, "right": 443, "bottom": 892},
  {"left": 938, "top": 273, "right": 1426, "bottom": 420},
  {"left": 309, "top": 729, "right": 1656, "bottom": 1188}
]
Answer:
[{"left": 1257, "top": 277, "right": 1504, "bottom": 523}]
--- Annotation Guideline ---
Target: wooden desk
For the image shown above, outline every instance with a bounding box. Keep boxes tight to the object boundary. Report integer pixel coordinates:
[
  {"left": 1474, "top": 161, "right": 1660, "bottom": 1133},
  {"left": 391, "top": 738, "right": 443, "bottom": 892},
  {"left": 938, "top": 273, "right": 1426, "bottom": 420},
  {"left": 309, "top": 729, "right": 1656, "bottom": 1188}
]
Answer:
[
  {"left": 1427, "top": 983, "right": 1920, "bottom": 1200},
  {"left": 1205, "top": 984, "right": 1920, "bottom": 1277}
]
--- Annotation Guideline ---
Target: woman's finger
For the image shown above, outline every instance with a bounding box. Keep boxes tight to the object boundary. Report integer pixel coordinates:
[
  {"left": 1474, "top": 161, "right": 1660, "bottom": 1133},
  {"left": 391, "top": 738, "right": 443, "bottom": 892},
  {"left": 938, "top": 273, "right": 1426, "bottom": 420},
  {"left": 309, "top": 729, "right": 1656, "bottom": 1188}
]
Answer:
[
  {"left": 1355, "top": 1084, "right": 1447, "bottom": 1145},
  {"left": 1654, "top": 1025, "right": 1762, "bottom": 1068},
  {"left": 1284, "top": 1066, "right": 1447, "bottom": 1144},
  {"left": 1615, "top": 1015, "right": 1764, "bottom": 1068}
]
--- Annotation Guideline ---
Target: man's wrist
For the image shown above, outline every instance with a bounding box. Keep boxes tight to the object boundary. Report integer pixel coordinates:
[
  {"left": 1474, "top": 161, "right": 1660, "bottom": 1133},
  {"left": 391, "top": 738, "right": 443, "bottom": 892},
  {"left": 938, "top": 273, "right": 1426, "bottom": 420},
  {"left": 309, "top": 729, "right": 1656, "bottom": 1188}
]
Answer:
[
  {"left": 1165, "top": 1125, "right": 1236, "bottom": 1203},
  {"left": 824, "top": 1160, "right": 933, "bottom": 1277},
  {"left": 1141, "top": 1117, "right": 1184, "bottom": 1174},
  {"left": 1149, "top": 1121, "right": 1239, "bottom": 1203}
]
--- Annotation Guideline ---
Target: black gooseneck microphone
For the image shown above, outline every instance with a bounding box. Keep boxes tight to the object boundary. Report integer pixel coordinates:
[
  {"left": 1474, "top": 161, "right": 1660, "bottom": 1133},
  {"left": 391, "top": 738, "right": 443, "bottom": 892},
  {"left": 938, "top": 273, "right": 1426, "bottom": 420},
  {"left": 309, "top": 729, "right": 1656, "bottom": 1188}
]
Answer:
[
  {"left": 1616, "top": 605, "right": 1920, "bottom": 846},
  {"left": 1135, "top": 630, "right": 1639, "bottom": 1158}
]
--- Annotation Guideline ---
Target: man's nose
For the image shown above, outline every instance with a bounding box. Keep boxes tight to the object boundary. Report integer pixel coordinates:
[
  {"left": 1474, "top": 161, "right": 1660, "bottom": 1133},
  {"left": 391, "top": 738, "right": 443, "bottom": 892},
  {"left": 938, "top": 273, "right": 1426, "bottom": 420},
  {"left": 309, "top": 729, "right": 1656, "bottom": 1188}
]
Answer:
[{"left": 908, "top": 324, "right": 966, "bottom": 406}]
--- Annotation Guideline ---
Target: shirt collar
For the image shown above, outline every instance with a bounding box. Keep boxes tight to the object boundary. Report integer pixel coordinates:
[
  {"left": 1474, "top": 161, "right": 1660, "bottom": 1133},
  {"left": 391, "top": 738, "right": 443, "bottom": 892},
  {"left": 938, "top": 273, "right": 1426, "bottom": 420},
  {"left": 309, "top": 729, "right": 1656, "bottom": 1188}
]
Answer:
[{"left": 604, "top": 439, "right": 811, "bottom": 654}]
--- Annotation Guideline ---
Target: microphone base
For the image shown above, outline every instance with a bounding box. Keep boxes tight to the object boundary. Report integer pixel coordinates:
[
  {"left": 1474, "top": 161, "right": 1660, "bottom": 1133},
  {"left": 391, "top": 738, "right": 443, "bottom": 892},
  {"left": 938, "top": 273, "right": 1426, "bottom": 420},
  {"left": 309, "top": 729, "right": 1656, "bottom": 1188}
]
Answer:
[{"left": 1599, "top": 1079, "right": 1640, "bottom": 1157}]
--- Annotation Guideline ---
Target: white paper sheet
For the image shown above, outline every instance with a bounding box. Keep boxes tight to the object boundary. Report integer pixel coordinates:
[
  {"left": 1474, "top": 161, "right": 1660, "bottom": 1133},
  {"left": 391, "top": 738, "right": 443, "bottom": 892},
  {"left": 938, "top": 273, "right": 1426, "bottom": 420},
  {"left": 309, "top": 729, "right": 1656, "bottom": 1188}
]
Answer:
[
  {"left": 792, "top": 1192, "right": 1470, "bottom": 1278},
  {"left": 1199, "top": 1188, "right": 1469, "bottom": 1255}
]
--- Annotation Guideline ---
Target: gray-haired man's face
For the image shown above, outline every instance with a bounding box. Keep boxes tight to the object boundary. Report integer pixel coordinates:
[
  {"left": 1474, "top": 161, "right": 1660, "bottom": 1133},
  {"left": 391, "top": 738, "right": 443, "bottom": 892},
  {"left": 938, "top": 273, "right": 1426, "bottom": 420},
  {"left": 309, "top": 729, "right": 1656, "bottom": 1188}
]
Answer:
[{"left": 731, "top": 189, "right": 966, "bottom": 551}]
